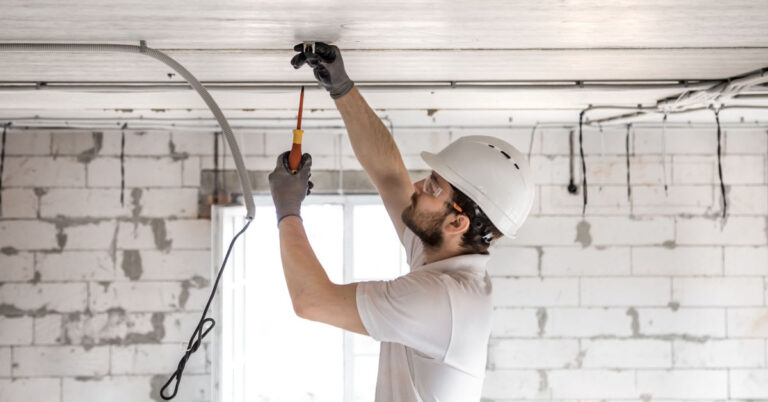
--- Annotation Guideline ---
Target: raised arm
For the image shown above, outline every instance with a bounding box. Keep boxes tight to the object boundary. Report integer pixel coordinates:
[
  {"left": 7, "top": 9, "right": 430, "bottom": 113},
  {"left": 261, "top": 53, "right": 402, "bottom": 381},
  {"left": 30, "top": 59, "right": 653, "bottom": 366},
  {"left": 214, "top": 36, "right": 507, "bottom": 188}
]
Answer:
[
  {"left": 291, "top": 43, "right": 414, "bottom": 243},
  {"left": 334, "top": 88, "right": 413, "bottom": 242}
]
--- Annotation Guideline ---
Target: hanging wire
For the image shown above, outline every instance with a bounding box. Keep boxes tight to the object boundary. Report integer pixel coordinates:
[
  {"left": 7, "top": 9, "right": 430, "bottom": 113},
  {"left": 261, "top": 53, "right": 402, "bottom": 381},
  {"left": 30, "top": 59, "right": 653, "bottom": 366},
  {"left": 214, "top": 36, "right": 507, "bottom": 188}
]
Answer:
[
  {"left": 625, "top": 123, "right": 632, "bottom": 201},
  {"left": 120, "top": 123, "right": 127, "bottom": 207},
  {"left": 160, "top": 218, "right": 252, "bottom": 400},
  {"left": 661, "top": 114, "right": 669, "bottom": 196},
  {"left": 713, "top": 108, "right": 727, "bottom": 219},
  {"left": 597, "top": 124, "right": 605, "bottom": 190},
  {"left": 527, "top": 123, "right": 539, "bottom": 163},
  {"left": 0, "top": 122, "right": 10, "bottom": 216},
  {"left": 578, "top": 110, "right": 588, "bottom": 215},
  {"left": 567, "top": 128, "right": 578, "bottom": 194}
]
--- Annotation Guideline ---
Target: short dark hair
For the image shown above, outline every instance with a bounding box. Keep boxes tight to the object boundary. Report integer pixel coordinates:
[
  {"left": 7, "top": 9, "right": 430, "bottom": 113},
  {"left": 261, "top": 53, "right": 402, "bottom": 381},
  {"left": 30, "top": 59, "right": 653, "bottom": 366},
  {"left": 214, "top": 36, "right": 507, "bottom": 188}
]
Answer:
[{"left": 449, "top": 184, "right": 503, "bottom": 255}]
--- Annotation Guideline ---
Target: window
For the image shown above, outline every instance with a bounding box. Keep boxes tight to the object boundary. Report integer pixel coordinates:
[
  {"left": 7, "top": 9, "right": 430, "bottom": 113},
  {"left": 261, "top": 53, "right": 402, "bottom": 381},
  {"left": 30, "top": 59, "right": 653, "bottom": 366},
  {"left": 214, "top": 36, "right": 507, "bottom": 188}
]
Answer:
[{"left": 212, "top": 195, "right": 409, "bottom": 402}]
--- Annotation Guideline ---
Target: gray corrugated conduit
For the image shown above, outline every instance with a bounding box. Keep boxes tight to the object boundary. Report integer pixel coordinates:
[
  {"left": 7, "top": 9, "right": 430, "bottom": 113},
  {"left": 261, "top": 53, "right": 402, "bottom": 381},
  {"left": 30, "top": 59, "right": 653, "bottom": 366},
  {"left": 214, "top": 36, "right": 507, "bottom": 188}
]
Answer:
[
  {"left": 0, "top": 41, "right": 255, "bottom": 218},
  {"left": 0, "top": 41, "right": 255, "bottom": 400}
]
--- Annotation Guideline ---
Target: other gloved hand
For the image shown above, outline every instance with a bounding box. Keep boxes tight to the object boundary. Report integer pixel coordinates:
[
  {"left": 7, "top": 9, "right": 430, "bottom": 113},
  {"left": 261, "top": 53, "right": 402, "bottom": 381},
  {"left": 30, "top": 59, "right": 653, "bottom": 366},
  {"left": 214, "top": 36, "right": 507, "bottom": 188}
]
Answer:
[
  {"left": 268, "top": 151, "right": 314, "bottom": 225},
  {"left": 291, "top": 42, "right": 355, "bottom": 99}
]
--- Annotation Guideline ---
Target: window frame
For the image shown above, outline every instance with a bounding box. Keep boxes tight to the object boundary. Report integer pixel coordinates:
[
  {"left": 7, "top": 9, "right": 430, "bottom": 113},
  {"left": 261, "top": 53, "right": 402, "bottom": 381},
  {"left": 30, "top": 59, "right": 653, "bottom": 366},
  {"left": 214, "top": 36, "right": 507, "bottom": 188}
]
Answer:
[{"left": 212, "top": 194, "right": 401, "bottom": 402}]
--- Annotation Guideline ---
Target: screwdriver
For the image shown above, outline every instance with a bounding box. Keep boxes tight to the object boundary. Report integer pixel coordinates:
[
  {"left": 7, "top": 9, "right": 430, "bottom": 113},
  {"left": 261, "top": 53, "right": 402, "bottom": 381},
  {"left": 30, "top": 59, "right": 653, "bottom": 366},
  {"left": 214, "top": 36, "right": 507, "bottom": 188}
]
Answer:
[{"left": 288, "top": 85, "right": 305, "bottom": 173}]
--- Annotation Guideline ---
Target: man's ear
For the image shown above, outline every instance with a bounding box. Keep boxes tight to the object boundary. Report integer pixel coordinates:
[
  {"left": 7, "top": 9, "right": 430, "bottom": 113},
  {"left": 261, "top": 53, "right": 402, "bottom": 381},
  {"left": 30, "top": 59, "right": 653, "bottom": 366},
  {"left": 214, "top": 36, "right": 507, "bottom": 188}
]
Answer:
[{"left": 443, "top": 213, "right": 470, "bottom": 235}]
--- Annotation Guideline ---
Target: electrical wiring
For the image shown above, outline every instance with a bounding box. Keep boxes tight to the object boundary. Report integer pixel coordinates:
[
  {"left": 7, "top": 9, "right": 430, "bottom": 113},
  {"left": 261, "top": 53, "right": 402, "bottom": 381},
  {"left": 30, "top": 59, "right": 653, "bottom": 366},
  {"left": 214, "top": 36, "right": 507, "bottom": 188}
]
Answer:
[
  {"left": 567, "top": 129, "right": 578, "bottom": 195},
  {"left": 713, "top": 108, "right": 727, "bottom": 219},
  {"left": 160, "top": 218, "right": 252, "bottom": 400},
  {"left": 120, "top": 123, "right": 126, "bottom": 207},
  {"left": 625, "top": 124, "right": 632, "bottom": 202},
  {"left": 0, "top": 122, "right": 10, "bottom": 216},
  {"left": 0, "top": 42, "right": 255, "bottom": 219},
  {"left": 527, "top": 123, "right": 539, "bottom": 164},
  {"left": 585, "top": 67, "right": 768, "bottom": 126},
  {"left": 0, "top": 41, "right": 256, "bottom": 400},
  {"left": 578, "top": 110, "right": 588, "bottom": 215}
]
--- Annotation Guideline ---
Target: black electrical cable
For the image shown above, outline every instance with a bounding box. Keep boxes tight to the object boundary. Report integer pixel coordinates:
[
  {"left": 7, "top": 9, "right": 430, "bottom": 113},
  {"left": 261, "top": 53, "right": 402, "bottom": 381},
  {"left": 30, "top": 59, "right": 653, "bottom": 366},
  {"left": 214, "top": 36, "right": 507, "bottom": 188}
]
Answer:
[
  {"left": 713, "top": 108, "right": 727, "bottom": 218},
  {"left": 160, "top": 218, "right": 252, "bottom": 400},
  {"left": 567, "top": 129, "right": 578, "bottom": 194},
  {"left": 578, "top": 110, "right": 588, "bottom": 215},
  {"left": 0, "top": 122, "right": 10, "bottom": 215},
  {"left": 625, "top": 123, "right": 632, "bottom": 201},
  {"left": 120, "top": 123, "right": 126, "bottom": 207}
]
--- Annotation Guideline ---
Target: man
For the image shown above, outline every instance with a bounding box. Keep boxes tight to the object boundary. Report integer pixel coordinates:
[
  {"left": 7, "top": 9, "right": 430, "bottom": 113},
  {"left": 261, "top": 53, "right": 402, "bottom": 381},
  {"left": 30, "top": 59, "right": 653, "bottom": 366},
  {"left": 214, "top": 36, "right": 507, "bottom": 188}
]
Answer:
[{"left": 268, "top": 42, "right": 535, "bottom": 401}]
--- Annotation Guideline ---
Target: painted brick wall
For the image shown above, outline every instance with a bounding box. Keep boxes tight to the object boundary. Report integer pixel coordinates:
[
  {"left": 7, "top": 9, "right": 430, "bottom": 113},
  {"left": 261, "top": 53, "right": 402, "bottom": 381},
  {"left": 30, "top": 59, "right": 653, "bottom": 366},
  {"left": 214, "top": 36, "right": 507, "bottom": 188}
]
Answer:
[{"left": 1, "top": 126, "right": 767, "bottom": 401}]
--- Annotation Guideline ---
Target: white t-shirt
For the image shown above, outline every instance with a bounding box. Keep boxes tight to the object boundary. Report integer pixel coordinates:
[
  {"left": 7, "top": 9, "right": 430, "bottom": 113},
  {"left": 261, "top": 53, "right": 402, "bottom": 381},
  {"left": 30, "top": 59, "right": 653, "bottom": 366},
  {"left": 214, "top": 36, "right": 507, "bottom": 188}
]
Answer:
[{"left": 356, "top": 226, "right": 493, "bottom": 401}]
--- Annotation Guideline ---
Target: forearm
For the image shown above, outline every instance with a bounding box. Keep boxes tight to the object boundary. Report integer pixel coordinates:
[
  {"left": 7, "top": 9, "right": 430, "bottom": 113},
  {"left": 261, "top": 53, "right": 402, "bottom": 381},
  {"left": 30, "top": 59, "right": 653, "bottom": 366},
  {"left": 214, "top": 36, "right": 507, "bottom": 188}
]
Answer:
[
  {"left": 277, "top": 216, "right": 333, "bottom": 313},
  {"left": 334, "top": 87, "right": 409, "bottom": 182}
]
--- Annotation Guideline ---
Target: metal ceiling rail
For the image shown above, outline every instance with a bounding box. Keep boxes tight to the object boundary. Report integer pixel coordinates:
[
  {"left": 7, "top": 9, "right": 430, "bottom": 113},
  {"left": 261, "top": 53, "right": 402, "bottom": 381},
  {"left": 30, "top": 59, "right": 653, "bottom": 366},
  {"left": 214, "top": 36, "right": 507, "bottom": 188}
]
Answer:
[
  {"left": 0, "top": 80, "right": 728, "bottom": 92},
  {"left": 4, "top": 119, "right": 768, "bottom": 132}
]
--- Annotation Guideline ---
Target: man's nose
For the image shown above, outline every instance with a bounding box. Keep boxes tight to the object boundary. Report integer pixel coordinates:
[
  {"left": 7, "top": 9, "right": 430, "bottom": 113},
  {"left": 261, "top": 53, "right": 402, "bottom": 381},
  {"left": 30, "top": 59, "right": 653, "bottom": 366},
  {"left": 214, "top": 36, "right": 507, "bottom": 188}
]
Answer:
[{"left": 413, "top": 180, "right": 423, "bottom": 195}]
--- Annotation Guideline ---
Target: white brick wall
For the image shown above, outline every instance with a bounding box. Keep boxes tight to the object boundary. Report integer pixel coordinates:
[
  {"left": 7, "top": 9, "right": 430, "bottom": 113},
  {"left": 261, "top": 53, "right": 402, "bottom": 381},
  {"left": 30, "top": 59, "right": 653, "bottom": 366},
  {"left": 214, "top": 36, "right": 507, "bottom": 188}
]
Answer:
[
  {"left": 2, "top": 157, "right": 85, "bottom": 187},
  {"left": 0, "top": 129, "right": 213, "bottom": 402},
  {"left": 0, "top": 378, "right": 60, "bottom": 402},
  {"left": 0, "top": 189, "right": 37, "bottom": 218},
  {"left": 488, "top": 339, "right": 580, "bottom": 368},
  {"left": 0, "top": 347, "right": 10, "bottom": 377},
  {"left": 0, "top": 126, "right": 766, "bottom": 401},
  {"left": 110, "top": 343, "right": 208, "bottom": 374},
  {"left": 581, "top": 277, "right": 671, "bottom": 306},
  {"left": 13, "top": 346, "right": 110, "bottom": 376},
  {"left": 0, "top": 254, "right": 34, "bottom": 281},
  {"left": 581, "top": 339, "right": 671, "bottom": 368},
  {"left": 636, "top": 369, "right": 729, "bottom": 399}
]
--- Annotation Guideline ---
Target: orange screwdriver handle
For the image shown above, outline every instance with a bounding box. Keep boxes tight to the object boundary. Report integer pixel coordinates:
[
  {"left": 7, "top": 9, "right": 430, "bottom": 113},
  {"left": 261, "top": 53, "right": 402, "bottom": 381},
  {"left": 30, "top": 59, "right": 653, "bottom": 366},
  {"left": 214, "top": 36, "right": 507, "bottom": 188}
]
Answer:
[{"left": 288, "top": 129, "right": 304, "bottom": 173}]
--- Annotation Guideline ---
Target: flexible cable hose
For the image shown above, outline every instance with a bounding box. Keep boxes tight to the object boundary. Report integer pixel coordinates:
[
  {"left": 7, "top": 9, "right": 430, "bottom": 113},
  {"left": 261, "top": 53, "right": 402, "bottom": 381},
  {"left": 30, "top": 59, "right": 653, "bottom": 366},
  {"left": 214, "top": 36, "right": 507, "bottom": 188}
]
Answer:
[
  {"left": 0, "top": 42, "right": 257, "bottom": 400},
  {"left": 0, "top": 42, "right": 256, "bottom": 219}
]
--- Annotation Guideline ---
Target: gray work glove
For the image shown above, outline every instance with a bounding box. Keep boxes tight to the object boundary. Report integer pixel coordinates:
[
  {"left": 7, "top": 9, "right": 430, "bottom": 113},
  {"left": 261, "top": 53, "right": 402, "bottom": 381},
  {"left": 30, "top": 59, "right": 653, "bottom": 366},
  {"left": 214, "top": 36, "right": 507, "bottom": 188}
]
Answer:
[
  {"left": 268, "top": 151, "right": 314, "bottom": 225},
  {"left": 291, "top": 42, "right": 355, "bottom": 99}
]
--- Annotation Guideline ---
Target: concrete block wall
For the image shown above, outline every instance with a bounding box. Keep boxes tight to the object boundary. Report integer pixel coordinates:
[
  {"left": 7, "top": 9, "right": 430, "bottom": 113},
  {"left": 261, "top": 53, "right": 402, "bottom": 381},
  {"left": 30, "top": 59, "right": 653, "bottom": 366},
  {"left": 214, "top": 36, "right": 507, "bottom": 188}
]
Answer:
[
  {"left": 0, "top": 125, "right": 767, "bottom": 401},
  {"left": 0, "top": 129, "right": 214, "bottom": 402},
  {"left": 484, "top": 126, "right": 768, "bottom": 402}
]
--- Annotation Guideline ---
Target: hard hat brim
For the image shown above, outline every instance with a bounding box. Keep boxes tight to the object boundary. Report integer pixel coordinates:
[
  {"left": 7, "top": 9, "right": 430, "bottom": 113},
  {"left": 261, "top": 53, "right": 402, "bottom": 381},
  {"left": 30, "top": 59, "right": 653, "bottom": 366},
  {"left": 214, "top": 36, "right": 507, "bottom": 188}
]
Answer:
[{"left": 421, "top": 150, "right": 518, "bottom": 239}]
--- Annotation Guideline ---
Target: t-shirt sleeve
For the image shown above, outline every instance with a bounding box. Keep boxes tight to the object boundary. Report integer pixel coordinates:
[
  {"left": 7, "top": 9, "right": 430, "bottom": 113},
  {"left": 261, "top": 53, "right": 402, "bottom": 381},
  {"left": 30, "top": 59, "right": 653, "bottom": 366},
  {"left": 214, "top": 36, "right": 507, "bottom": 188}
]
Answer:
[{"left": 356, "top": 270, "right": 451, "bottom": 360}]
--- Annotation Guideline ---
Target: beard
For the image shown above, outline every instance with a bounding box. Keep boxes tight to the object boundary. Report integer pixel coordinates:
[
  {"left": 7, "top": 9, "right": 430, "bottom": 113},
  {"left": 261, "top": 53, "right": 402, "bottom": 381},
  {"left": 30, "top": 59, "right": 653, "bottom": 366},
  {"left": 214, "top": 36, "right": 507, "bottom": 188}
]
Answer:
[{"left": 401, "top": 193, "right": 451, "bottom": 249}]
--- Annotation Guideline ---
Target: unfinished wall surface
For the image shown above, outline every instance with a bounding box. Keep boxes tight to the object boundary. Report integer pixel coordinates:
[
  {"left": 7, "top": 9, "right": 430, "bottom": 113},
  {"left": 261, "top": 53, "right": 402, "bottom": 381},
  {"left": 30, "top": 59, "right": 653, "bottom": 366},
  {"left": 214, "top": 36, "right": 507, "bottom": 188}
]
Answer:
[{"left": 0, "top": 125, "right": 767, "bottom": 401}]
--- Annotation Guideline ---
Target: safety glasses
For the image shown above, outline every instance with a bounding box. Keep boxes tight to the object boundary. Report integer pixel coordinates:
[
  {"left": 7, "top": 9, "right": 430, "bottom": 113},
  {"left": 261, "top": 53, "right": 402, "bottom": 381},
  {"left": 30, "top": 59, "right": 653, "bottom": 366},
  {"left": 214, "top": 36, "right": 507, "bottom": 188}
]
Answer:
[
  {"left": 421, "top": 174, "right": 464, "bottom": 214},
  {"left": 422, "top": 174, "right": 444, "bottom": 198}
]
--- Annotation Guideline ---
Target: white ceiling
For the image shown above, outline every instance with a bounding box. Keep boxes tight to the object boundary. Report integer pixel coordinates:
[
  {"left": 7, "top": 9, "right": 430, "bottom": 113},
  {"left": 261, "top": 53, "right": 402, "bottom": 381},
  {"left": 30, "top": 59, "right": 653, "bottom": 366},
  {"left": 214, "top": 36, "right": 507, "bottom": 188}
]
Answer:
[{"left": 1, "top": 0, "right": 768, "bottom": 126}]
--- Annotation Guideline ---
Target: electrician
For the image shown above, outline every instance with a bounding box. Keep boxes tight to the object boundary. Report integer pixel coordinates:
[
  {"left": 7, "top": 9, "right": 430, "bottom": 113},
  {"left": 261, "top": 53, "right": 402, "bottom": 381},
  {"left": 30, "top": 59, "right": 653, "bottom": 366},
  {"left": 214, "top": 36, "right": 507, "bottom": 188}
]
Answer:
[{"left": 267, "top": 42, "right": 534, "bottom": 402}]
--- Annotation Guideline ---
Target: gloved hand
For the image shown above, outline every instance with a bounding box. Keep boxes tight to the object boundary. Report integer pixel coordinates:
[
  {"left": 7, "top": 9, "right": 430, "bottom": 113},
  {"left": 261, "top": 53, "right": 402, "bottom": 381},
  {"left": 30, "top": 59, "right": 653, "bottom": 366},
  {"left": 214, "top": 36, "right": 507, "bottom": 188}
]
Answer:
[
  {"left": 291, "top": 42, "right": 355, "bottom": 99},
  {"left": 268, "top": 151, "right": 314, "bottom": 225}
]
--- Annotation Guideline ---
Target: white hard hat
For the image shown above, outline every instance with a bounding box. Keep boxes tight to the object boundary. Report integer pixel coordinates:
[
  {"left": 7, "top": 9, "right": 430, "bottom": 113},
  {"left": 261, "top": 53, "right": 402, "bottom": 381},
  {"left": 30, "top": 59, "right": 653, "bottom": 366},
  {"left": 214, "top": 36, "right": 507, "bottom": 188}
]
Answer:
[{"left": 421, "top": 135, "right": 534, "bottom": 239}]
